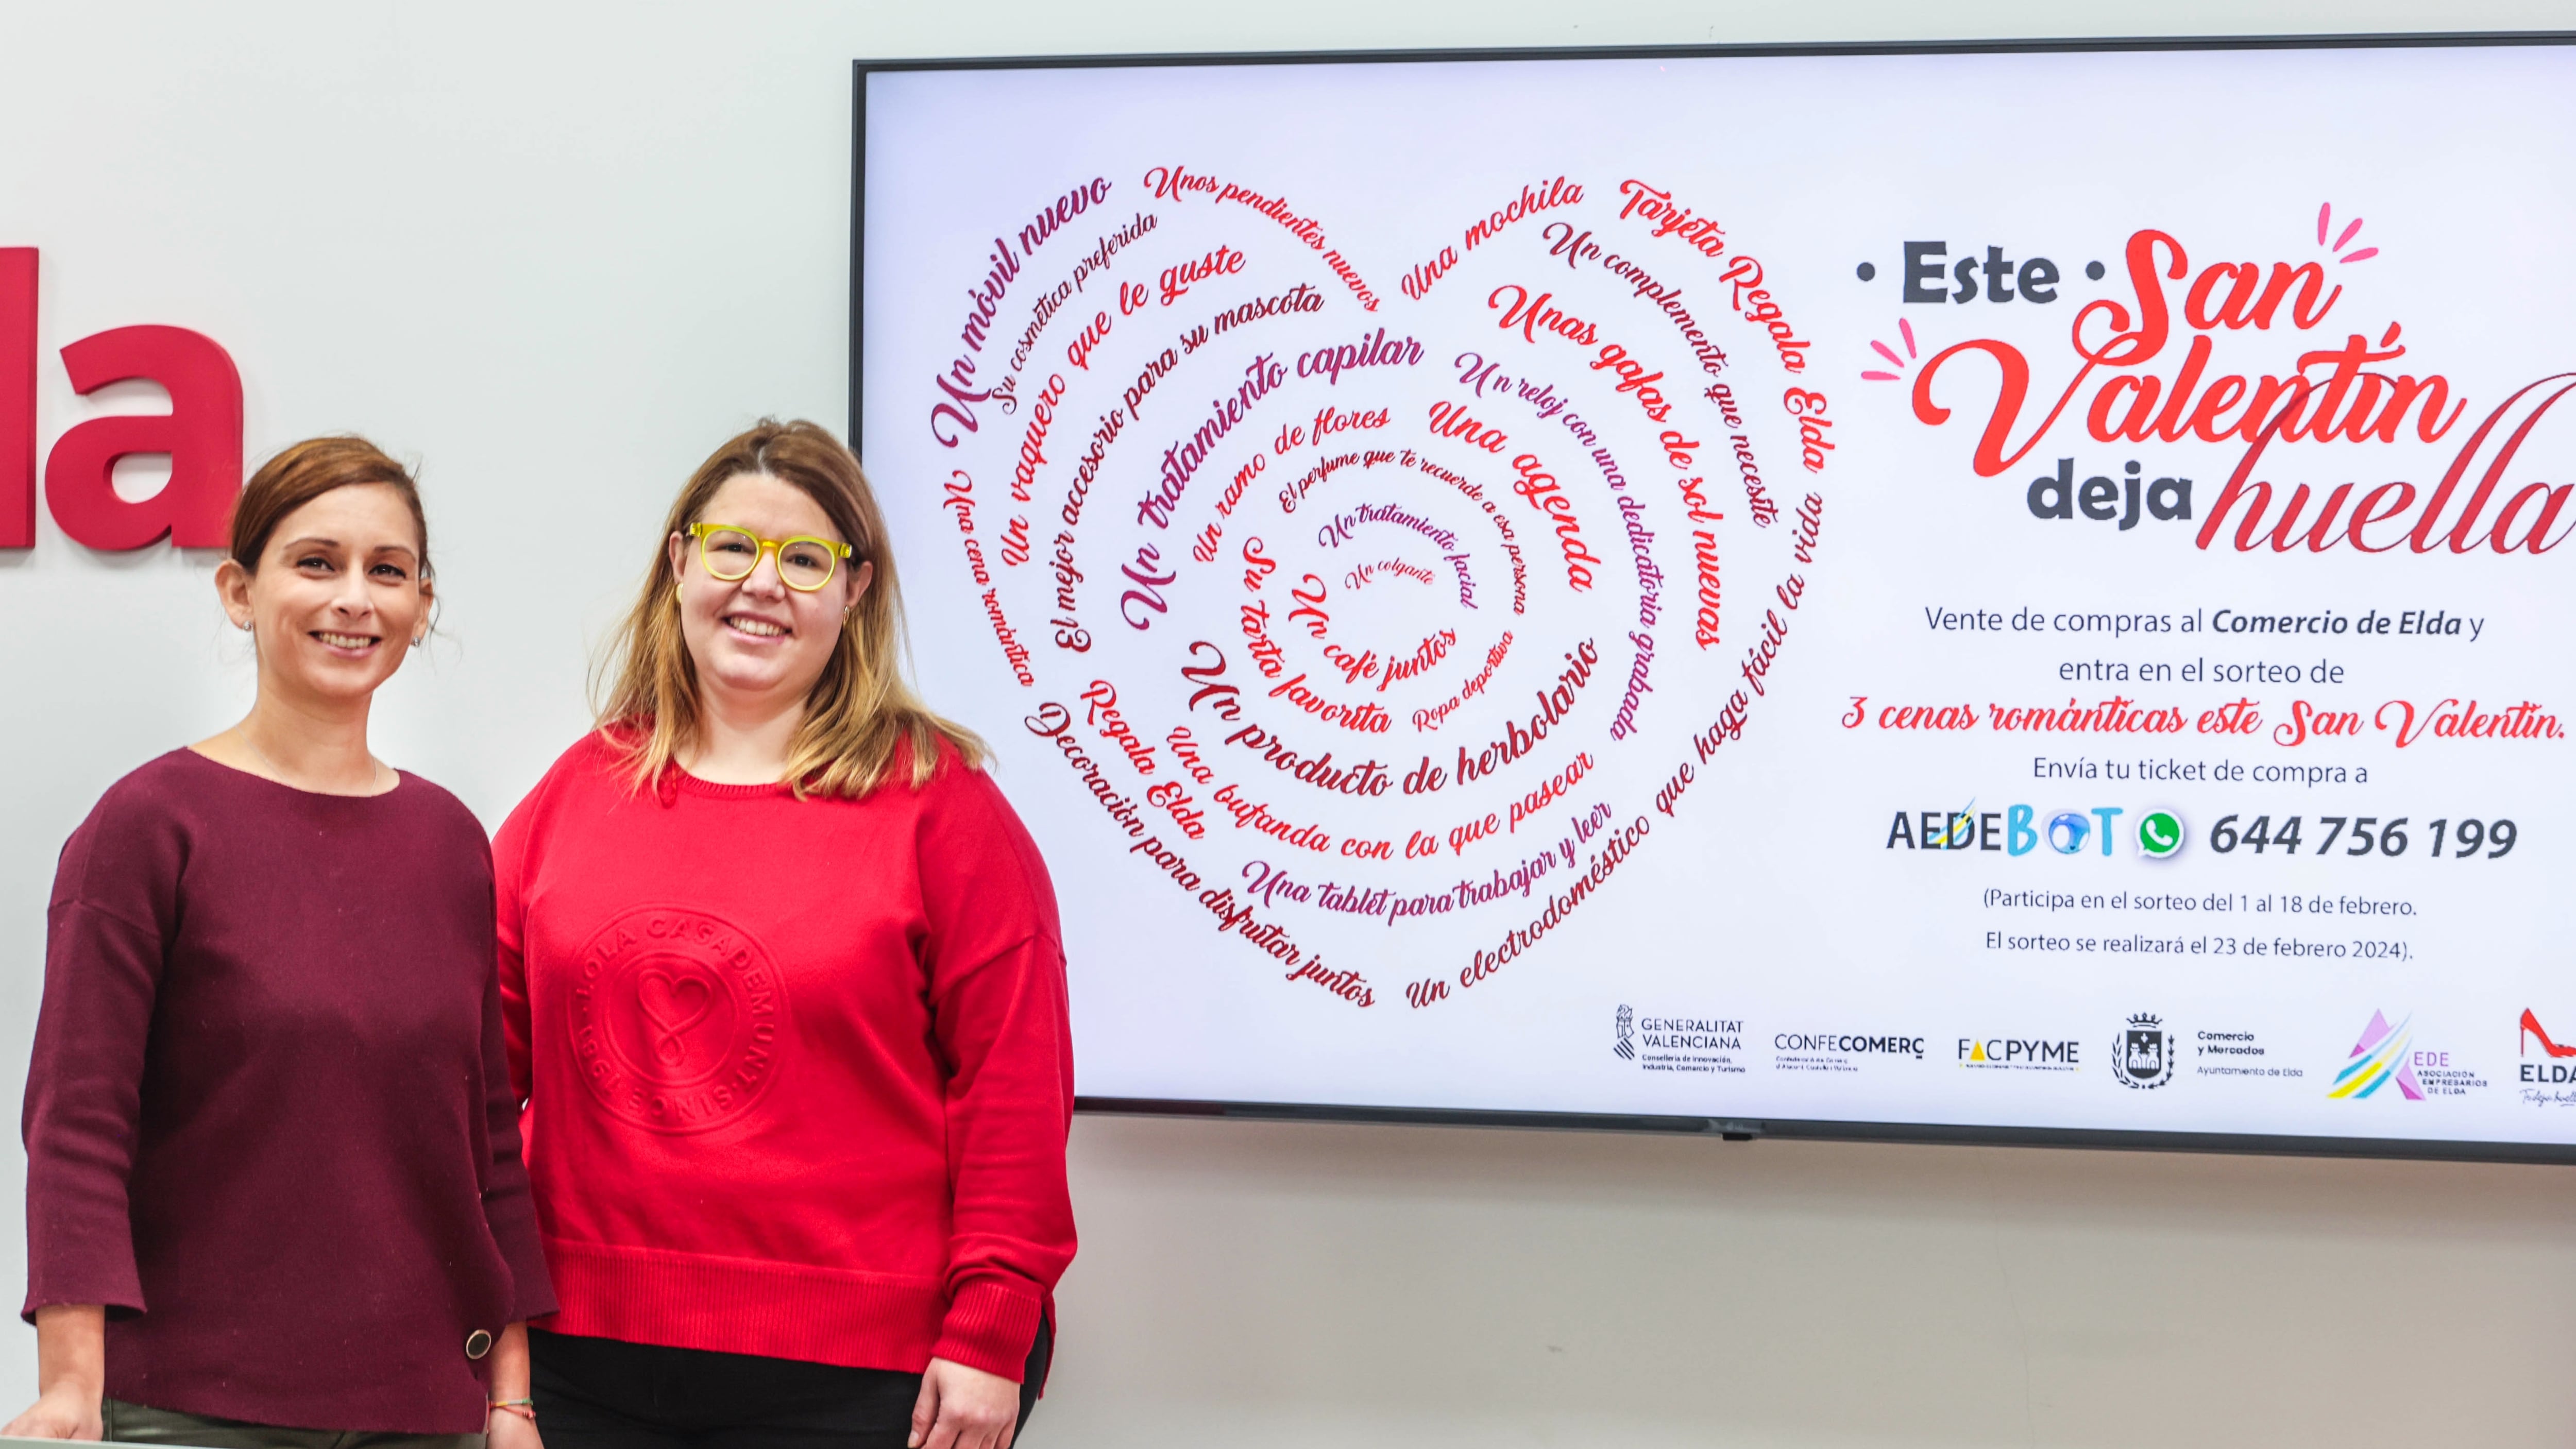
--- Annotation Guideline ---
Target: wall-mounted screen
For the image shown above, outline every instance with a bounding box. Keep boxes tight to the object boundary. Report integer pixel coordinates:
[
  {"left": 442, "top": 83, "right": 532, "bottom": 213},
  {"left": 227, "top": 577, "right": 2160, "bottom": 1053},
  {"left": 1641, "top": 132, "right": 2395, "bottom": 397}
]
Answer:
[{"left": 856, "top": 38, "right": 2576, "bottom": 1160}]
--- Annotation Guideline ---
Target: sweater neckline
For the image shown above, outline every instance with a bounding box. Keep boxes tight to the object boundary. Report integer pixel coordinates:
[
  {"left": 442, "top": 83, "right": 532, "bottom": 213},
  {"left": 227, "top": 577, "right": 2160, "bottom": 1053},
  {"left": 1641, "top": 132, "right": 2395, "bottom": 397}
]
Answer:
[
  {"left": 180, "top": 745, "right": 412, "bottom": 802},
  {"left": 667, "top": 765, "right": 797, "bottom": 800}
]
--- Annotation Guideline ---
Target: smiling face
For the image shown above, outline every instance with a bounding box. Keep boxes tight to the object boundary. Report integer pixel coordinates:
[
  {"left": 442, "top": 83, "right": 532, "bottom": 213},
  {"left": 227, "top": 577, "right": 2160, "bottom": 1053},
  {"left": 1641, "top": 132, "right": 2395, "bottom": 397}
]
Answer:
[
  {"left": 668, "top": 471, "right": 873, "bottom": 712},
  {"left": 216, "top": 482, "right": 431, "bottom": 708}
]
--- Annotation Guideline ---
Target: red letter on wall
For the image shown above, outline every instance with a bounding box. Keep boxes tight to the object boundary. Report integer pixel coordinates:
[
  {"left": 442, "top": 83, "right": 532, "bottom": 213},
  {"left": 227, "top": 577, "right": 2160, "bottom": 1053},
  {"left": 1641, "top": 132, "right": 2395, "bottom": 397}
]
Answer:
[
  {"left": 45, "top": 325, "right": 243, "bottom": 549},
  {"left": 0, "top": 248, "right": 33, "bottom": 549}
]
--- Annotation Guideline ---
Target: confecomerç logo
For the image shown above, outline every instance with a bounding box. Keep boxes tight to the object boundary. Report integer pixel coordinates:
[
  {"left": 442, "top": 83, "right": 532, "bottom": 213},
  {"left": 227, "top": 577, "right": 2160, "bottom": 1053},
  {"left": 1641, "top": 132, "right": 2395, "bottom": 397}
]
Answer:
[
  {"left": 2109, "top": 1012, "right": 2174, "bottom": 1089},
  {"left": 1772, "top": 1030, "right": 1925, "bottom": 1073},
  {"left": 568, "top": 905, "right": 791, "bottom": 1134}
]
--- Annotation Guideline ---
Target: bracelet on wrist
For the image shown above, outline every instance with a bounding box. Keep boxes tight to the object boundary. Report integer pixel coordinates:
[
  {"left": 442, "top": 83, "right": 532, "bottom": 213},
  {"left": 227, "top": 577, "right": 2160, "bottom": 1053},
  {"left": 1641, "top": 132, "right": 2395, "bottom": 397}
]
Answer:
[{"left": 489, "top": 1399, "right": 536, "bottom": 1423}]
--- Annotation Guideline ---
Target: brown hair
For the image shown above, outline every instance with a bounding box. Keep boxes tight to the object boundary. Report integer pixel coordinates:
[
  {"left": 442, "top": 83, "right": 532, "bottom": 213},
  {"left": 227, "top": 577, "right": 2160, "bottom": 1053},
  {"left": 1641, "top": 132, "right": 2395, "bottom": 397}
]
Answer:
[
  {"left": 228, "top": 436, "right": 430, "bottom": 576},
  {"left": 594, "top": 419, "right": 983, "bottom": 798}
]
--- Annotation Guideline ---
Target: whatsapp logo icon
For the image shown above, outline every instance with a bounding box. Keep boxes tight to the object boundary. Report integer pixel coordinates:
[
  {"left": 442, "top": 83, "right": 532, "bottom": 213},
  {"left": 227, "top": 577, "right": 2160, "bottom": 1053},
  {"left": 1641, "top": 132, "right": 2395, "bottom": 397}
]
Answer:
[{"left": 2138, "top": 811, "right": 2184, "bottom": 859}]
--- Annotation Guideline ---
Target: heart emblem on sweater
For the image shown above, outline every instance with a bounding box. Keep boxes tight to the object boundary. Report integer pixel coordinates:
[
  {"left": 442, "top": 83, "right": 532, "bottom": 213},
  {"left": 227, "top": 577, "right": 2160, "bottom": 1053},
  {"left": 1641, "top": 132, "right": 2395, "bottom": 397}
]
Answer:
[
  {"left": 636, "top": 969, "right": 717, "bottom": 1065},
  {"left": 572, "top": 907, "right": 788, "bottom": 1132}
]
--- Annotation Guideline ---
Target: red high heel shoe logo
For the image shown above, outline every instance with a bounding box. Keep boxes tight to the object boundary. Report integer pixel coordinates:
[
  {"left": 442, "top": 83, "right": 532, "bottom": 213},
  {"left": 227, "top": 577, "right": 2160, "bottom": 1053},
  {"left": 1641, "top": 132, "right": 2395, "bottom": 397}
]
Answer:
[{"left": 2519, "top": 1009, "right": 2576, "bottom": 1058}]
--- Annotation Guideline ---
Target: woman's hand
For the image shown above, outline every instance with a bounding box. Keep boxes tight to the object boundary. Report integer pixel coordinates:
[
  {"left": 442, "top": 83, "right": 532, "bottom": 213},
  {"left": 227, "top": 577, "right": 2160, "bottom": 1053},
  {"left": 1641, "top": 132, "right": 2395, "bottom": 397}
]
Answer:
[
  {"left": 484, "top": 1322, "right": 540, "bottom": 1449},
  {"left": 908, "top": 1357, "right": 1020, "bottom": 1449},
  {"left": 486, "top": 1404, "right": 545, "bottom": 1449},
  {"left": 2, "top": 1384, "right": 101, "bottom": 1441},
  {"left": 4, "top": 1304, "right": 105, "bottom": 1440}
]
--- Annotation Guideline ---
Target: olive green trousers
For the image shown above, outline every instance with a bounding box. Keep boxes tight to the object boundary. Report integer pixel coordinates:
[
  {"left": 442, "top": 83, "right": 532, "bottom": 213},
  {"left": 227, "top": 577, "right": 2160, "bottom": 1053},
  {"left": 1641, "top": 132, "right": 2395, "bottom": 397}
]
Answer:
[{"left": 104, "top": 1396, "right": 481, "bottom": 1449}]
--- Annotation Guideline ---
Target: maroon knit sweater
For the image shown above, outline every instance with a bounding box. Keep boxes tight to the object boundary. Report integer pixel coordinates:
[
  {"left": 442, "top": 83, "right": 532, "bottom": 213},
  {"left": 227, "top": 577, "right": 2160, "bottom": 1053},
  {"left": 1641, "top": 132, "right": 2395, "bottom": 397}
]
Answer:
[{"left": 22, "top": 749, "right": 555, "bottom": 1433}]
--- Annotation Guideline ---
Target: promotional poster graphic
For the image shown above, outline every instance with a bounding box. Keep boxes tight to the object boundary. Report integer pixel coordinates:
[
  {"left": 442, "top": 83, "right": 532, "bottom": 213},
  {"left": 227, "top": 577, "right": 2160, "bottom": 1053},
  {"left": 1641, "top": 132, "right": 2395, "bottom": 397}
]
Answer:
[{"left": 857, "top": 42, "right": 2576, "bottom": 1154}]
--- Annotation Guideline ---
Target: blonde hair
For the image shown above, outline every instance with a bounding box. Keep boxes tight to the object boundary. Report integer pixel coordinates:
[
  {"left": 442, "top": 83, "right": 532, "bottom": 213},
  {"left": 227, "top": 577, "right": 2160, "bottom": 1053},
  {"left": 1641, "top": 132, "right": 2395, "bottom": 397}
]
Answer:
[{"left": 594, "top": 418, "right": 984, "bottom": 798}]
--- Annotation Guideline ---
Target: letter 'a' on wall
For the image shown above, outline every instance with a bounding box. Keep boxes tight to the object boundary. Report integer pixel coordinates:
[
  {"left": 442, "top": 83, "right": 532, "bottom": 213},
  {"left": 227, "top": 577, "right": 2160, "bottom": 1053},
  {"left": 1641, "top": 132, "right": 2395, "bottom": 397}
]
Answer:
[
  {"left": 0, "top": 246, "right": 245, "bottom": 551},
  {"left": 1, "top": 248, "right": 32, "bottom": 549},
  {"left": 45, "top": 325, "right": 243, "bottom": 549}
]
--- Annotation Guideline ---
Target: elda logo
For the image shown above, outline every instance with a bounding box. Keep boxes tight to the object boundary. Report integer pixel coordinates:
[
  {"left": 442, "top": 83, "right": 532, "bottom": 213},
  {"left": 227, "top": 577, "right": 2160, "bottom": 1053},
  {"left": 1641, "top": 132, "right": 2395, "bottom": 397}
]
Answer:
[
  {"left": 569, "top": 905, "right": 791, "bottom": 1133},
  {"left": 2110, "top": 1013, "right": 2173, "bottom": 1089},
  {"left": 2519, "top": 1009, "right": 2576, "bottom": 1087},
  {"left": 2, "top": 248, "right": 244, "bottom": 550}
]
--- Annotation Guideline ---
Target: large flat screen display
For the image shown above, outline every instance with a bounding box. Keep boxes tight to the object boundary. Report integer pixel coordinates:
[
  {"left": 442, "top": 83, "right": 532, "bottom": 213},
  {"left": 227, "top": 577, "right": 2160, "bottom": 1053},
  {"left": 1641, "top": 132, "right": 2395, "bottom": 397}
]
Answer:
[{"left": 856, "top": 39, "right": 2576, "bottom": 1160}]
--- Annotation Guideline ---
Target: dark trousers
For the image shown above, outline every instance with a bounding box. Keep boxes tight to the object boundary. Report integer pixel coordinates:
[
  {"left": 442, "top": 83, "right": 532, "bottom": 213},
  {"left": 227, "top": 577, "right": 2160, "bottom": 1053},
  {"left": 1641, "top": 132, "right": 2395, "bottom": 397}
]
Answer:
[{"left": 529, "top": 1324, "right": 1050, "bottom": 1449}]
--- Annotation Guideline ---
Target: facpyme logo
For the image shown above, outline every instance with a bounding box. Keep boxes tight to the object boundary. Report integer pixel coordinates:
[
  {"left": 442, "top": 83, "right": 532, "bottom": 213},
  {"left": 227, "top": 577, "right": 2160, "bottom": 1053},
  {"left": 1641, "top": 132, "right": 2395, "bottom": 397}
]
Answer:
[{"left": 1957, "top": 1035, "right": 2080, "bottom": 1072}]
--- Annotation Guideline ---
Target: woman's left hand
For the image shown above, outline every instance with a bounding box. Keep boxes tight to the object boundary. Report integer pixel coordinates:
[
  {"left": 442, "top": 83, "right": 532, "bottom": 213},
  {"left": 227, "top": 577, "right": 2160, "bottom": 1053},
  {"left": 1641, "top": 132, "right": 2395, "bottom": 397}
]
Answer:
[
  {"left": 487, "top": 1406, "right": 544, "bottom": 1449},
  {"left": 908, "top": 1357, "right": 1020, "bottom": 1449},
  {"left": 485, "top": 1322, "right": 541, "bottom": 1449}
]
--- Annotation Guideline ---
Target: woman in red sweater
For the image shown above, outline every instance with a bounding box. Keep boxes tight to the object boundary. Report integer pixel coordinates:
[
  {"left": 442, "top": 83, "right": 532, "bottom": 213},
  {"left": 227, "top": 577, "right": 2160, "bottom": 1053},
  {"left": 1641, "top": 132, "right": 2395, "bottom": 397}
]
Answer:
[
  {"left": 498, "top": 420, "right": 1074, "bottom": 1449},
  {"left": 11, "top": 438, "right": 554, "bottom": 1446}
]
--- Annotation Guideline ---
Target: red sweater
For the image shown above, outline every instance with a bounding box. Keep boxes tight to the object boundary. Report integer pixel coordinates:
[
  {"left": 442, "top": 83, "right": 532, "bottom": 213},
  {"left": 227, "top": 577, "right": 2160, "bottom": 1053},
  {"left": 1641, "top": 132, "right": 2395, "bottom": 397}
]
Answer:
[
  {"left": 24, "top": 751, "right": 554, "bottom": 1433},
  {"left": 495, "top": 734, "right": 1075, "bottom": 1380}
]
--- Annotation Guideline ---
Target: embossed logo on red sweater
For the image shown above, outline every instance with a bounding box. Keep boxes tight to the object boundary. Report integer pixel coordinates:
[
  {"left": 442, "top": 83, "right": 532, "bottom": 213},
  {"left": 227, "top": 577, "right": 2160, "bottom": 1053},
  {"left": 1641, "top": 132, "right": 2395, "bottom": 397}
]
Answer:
[{"left": 569, "top": 905, "right": 789, "bottom": 1133}]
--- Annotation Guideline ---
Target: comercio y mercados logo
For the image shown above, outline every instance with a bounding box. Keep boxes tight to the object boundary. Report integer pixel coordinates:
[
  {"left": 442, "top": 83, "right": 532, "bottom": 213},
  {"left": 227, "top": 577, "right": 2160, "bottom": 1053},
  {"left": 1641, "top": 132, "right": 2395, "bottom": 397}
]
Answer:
[
  {"left": 2108, "top": 1012, "right": 2174, "bottom": 1089},
  {"left": 2190, "top": 1027, "right": 2297, "bottom": 1081}
]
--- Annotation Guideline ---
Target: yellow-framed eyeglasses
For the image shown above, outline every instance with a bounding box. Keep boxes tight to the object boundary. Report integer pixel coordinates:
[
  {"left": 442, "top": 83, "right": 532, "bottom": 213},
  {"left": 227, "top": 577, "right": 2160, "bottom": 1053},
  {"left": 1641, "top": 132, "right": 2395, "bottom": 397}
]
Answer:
[{"left": 686, "top": 523, "right": 855, "bottom": 592}]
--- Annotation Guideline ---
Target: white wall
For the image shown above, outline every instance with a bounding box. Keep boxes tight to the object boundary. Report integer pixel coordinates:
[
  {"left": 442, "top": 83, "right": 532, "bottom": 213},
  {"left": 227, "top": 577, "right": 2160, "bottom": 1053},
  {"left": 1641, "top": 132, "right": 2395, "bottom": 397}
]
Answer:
[{"left": 1, "top": 3, "right": 2570, "bottom": 1444}]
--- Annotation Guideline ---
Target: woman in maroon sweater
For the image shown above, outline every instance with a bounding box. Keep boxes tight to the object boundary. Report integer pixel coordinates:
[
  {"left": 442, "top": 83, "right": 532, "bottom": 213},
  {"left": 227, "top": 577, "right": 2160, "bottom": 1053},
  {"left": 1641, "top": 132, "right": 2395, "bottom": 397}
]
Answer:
[
  {"left": 11, "top": 439, "right": 554, "bottom": 1446},
  {"left": 498, "top": 421, "right": 1073, "bottom": 1449}
]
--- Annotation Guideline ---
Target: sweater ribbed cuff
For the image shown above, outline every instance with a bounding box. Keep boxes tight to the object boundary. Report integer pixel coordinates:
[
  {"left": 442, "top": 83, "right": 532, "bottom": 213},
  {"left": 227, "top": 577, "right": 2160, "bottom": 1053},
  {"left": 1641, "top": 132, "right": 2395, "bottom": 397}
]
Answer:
[{"left": 930, "top": 1277, "right": 1044, "bottom": 1382}]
